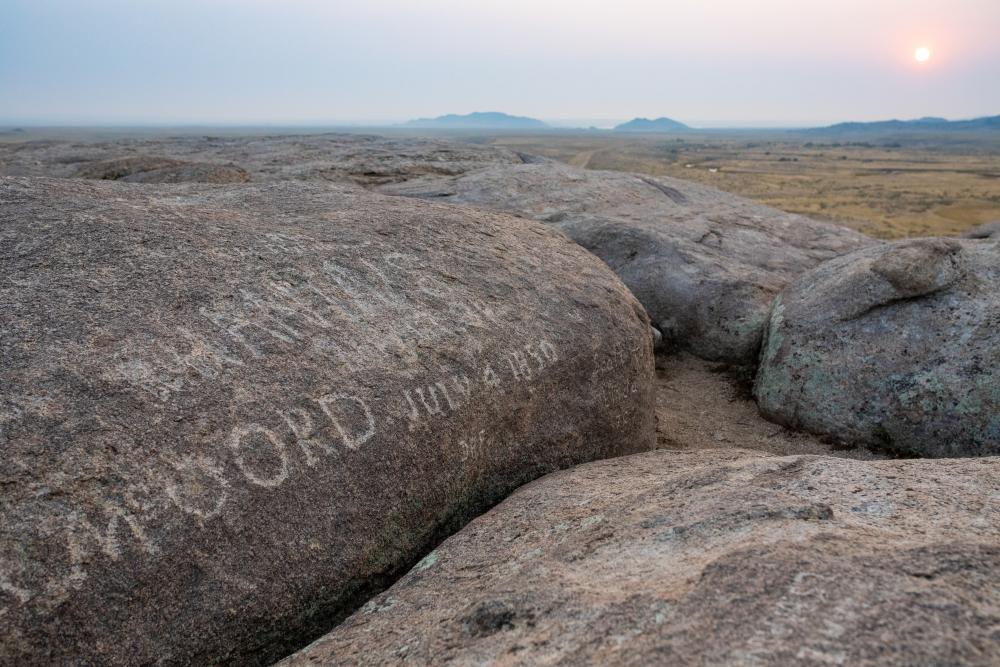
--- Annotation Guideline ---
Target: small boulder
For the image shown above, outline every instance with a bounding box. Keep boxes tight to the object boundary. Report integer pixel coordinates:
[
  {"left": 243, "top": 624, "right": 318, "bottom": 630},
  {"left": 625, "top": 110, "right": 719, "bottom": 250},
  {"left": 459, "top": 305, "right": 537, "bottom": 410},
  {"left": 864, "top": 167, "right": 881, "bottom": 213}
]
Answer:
[
  {"left": 0, "top": 176, "right": 655, "bottom": 665},
  {"left": 755, "top": 238, "right": 1000, "bottom": 457},
  {"left": 963, "top": 221, "right": 1000, "bottom": 239},
  {"left": 279, "top": 448, "right": 1000, "bottom": 667},
  {"left": 382, "top": 162, "right": 874, "bottom": 365}
]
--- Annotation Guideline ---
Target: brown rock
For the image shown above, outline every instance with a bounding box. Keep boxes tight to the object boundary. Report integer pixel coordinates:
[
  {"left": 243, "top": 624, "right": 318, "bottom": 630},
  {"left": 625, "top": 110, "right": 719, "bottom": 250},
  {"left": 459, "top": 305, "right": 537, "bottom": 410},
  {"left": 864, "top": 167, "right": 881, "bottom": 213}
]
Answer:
[
  {"left": 280, "top": 449, "right": 1000, "bottom": 667},
  {"left": 0, "top": 134, "right": 526, "bottom": 185},
  {"left": 0, "top": 135, "right": 873, "bottom": 365},
  {"left": 382, "top": 162, "right": 874, "bottom": 364},
  {"left": 76, "top": 156, "right": 251, "bottom": 184},
  {"left": 0, "top": 176, "right": 655, "bottom": 665}
]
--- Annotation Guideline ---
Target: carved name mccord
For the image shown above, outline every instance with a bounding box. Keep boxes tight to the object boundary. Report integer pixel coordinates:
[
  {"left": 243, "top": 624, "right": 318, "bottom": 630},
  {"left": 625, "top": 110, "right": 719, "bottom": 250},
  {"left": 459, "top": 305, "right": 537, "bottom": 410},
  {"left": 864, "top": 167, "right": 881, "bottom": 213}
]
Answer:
[
  {"left": 175, "top": 339, "right": 558, "bottom": 510},
  {"left": 3, "top": 238, "right": 575, "bottom": 613},
  {"left": 2, "top": 336, "right": 561, "bottom": 611}
]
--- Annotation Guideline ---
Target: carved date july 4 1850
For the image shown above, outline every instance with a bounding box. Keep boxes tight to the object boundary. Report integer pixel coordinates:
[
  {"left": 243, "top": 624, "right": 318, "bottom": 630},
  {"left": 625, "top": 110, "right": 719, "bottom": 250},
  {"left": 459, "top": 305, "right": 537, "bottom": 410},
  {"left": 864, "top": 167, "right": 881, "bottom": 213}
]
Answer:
[{"left": 2, "top": 240, "right": 566, "bottom": 612}]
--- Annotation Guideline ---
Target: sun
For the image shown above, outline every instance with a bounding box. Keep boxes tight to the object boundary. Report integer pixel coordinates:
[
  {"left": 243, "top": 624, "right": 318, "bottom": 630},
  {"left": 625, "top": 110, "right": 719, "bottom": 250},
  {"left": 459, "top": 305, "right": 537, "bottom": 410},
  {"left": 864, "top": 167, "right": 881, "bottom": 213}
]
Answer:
[{"left": 914, "top": 47, "right": 931, "bottom": 62}]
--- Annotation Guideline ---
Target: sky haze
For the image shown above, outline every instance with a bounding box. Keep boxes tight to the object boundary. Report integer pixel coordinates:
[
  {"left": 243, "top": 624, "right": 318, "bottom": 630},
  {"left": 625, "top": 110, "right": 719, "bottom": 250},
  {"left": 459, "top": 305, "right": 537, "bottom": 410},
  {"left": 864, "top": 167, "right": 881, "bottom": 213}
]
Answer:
[{"left": 2, "top": 0, "right": 998, "bottom": 126}]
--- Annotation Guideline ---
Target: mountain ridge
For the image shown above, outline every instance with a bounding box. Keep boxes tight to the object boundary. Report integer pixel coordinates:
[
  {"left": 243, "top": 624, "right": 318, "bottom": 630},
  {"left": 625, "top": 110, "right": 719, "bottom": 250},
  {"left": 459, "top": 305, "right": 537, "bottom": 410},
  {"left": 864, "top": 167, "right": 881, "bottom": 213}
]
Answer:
[
  {"left": 808, "top": 115, "right": 1000, "bottom": 133},
  {"left": 614, "top": 117, "right": 690, "bottom": 132},
  {"left": 403, "top": 111, "right": 548, "bottom": 129}
]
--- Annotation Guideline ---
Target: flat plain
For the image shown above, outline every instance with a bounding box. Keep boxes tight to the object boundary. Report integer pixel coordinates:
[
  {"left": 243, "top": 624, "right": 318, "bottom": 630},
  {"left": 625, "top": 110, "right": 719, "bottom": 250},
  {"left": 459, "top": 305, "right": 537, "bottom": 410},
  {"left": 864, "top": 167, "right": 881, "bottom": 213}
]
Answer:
[
  {"left": 4, "top": 126, "right": 997, "bottom": 239},
  {"left": 478, "top": 130, "right": 1000, "bottom": 239}
]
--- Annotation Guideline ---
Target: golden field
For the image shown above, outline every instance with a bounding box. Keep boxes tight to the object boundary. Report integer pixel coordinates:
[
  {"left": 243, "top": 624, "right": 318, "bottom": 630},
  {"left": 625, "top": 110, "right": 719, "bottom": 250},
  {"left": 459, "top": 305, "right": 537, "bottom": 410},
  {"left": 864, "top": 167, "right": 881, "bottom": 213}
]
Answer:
[{"left": 482, "top": 132, "right": 1000, "bottom": 239}]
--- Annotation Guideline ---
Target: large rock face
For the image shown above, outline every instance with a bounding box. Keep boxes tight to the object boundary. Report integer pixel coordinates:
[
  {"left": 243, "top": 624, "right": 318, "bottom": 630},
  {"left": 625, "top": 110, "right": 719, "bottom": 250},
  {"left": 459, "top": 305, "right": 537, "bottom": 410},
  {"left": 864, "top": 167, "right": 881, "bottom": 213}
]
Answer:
[
  {"left": 382, "top": 162, "right": 874, "bottom": 364},
  {"left": 1, "top": 137, "right": 872, "bottom": 364},
  {"left": 75, "top": 156, "right": 251, "bottom": 184},
  {"left": 0, "top": 177, "right": 655, "bottom": 665},
  {"left": 280, "top": 448, "right": 1000, "bottom": 667},
  {"left": 0, "top": 134, "right": 527, "bottom": 185},
  {"left": 755, "top": 238, "right": 1000, "bottom": 457}
]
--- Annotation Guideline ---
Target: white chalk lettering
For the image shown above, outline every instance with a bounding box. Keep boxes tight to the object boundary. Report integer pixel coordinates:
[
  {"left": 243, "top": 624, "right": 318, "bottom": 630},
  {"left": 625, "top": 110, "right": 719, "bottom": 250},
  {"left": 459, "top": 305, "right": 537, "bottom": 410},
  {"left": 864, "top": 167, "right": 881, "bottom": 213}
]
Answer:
[
  {"left": 315, "top": 394, "right": 376, "bottom": 450},
  {"left": 416, "top": 385, "right": 444, "bottom": 416},
  {"left": 66, "top": 503, "right": 159, "bottom": 586},
  {"left": 35, "top": 240, "right": 578, "bottom": 594},
  {"left": 451, "top": 374, "right": 472, "bottom": 399},
  {"left": 282, "top": 407, "right": 335, "bottom": 466},
  {"left": 459, "top": 429, "right": 487, "bottom": 462},
  {"left": 228, "top": 424, "right": 290, "bottom": 488},
  {"left": 164, "top": 455, "right": 230, "bottom": 520},
  {"left": 482, "top": 364, "right": 502, "bottom": 389},
  {"left": 508, "top": 350, "right": 533, "bottom": 382}
]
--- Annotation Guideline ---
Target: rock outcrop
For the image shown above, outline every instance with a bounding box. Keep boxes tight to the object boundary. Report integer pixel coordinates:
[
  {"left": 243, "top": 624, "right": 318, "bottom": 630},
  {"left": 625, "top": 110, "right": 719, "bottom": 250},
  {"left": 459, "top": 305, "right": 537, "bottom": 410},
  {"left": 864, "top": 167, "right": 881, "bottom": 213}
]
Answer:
[
  {"left": 963, "top": 221, "right": 1000, "bottom": 239},
  {"left": 1, "top": 137, "right": 873, "bottom": 365},
  {"left": 755, "top": 237, "right": 1000, "bottom": 457},
  {"left": 0, "top": 134, "right": 527, "bottom": 185},
  {"left": 280, "top": 448, "right": 1000, "bottom": 667},
  {"left": 382, "top": 162, "right": 874, "bottom": 364},
  {"left": 0, "top": 176, "right": 655, "bottom": 665},
  {"left": 76, "top": 156, "right": 251, "bottom": 183}
]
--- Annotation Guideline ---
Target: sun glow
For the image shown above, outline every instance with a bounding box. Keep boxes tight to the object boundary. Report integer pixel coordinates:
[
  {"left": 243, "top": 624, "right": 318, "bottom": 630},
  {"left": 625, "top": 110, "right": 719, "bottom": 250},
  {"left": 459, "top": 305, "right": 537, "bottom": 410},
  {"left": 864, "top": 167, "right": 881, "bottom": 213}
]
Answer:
[{"left": 914, "top": 46, "right": 931, "bottom": 62}]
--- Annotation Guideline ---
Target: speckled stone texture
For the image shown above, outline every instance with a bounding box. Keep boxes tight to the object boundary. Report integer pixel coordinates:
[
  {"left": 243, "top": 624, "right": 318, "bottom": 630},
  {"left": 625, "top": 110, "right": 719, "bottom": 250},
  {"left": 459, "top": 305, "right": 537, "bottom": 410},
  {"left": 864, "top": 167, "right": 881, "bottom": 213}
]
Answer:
[
  {"left": 0, "top": 133, "right": 527, "bottom": 185},
  {"left": 279, "top": 448, "right": 1000, "bottom": 667},
  {"left": 75, "top": 156, "right": 251, "bottom": 184},
  {"left": 381, "top": 162, "right": 875, "bottom": 365},
  {"left": 0, "top": 176, "right": 655, "bottom": 666},
  {"left": 963, "top": 221, "right": 1000, "bottom": 240},
  {"left": 755, "top": 237, "right": 1000, "bottom": 457},
  {"left": 0, "top": 136, "right": 873, "bottom": 365}
]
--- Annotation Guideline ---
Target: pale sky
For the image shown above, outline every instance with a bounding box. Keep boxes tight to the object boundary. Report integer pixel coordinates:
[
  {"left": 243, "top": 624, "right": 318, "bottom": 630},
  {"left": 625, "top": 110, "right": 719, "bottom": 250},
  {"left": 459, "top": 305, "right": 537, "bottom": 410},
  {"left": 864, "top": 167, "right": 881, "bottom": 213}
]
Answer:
[{"left": 2, "top": 0, "right": 998, "bottom": 127}]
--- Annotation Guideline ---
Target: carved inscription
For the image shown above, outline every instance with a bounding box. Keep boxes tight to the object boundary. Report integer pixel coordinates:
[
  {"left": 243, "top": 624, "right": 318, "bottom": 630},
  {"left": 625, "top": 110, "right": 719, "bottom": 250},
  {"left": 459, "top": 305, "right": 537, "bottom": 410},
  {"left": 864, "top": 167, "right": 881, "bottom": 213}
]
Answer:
[
  {"left": 2, "top": 234, "right": 570, "bottom": 612},
  {"left": 459, "top": 429, "right": 488, "bottom": 462},
  {"left": 403, "top": 340, "right": 558, "bottom": 428}
]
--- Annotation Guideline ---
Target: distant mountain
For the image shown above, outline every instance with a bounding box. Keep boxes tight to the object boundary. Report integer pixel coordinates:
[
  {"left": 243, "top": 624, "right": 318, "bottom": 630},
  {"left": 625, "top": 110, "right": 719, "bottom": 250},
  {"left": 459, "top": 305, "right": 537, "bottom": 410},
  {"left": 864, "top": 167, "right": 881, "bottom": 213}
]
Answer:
[
  {"left": 404, "top": 112, "right": 548, "bottom": 129},
  {"left": 614, "top": 117, "right": 690, "bottom": 132},
  {"left": 808, "top": 115, "right": 1000, "bottom": 133}
]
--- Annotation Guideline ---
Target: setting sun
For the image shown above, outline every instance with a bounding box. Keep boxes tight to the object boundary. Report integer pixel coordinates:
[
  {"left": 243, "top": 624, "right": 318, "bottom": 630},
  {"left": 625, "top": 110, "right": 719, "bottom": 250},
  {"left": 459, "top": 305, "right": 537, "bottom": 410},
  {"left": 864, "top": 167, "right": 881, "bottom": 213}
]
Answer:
[{"left": 914, "top": 46, "right": 931, "bottom": 62}]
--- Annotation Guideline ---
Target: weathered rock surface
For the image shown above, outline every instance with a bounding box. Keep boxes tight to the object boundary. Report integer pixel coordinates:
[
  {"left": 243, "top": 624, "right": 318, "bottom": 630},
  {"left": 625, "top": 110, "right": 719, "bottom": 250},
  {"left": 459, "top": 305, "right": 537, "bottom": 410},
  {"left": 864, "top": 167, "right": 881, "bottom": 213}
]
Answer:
[
  {"left": 963, "top": 221, "right": 1000, "bottom": 239},
  {"left": 75, "top": 156, "right": 251, "bottom": 184},
  {"left": 0, "top": 134, "right": 526, "bottom": 185},
  {"left": 0, "top": 176, "right": 655, "bottom": 665},
  {"left": 1, "top": 136, "right": 873, "bottom": 364},
  {"left": 755, "top": 237, "right": 1000, "bottom": 457},
  {"left": 280, "top": 448, "right": 1000, "bottom": 667},
  {"left": 382, "top": 162, "right": 874, "bottom": 364}
]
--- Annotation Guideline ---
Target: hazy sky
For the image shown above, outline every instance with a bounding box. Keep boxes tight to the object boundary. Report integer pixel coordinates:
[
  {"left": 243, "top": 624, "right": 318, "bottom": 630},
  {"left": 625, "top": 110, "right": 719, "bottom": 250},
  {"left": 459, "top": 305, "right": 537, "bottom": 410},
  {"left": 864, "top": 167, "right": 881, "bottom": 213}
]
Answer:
[{"left": 2, "top": 0, "right": 998, "bottom": 126}]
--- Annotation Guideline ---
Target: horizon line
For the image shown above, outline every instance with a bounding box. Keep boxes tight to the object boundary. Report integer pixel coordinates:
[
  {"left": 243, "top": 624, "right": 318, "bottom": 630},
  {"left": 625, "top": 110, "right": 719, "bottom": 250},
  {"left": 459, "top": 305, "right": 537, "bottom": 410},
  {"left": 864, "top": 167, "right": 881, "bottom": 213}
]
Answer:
[{"left": 2, "top": 115, "right": 997, "bottom": 132}]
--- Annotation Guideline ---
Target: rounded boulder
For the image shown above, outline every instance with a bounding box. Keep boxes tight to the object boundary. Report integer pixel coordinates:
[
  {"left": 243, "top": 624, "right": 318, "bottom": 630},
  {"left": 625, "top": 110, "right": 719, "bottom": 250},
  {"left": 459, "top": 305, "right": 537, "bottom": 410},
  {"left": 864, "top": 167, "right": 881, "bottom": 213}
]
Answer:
[
  {"left": 755, "top": 237, "right": 1000, "bottom": 457},
  {"left": 0, "top": 176, "right": 655, "bottom": 665}
]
